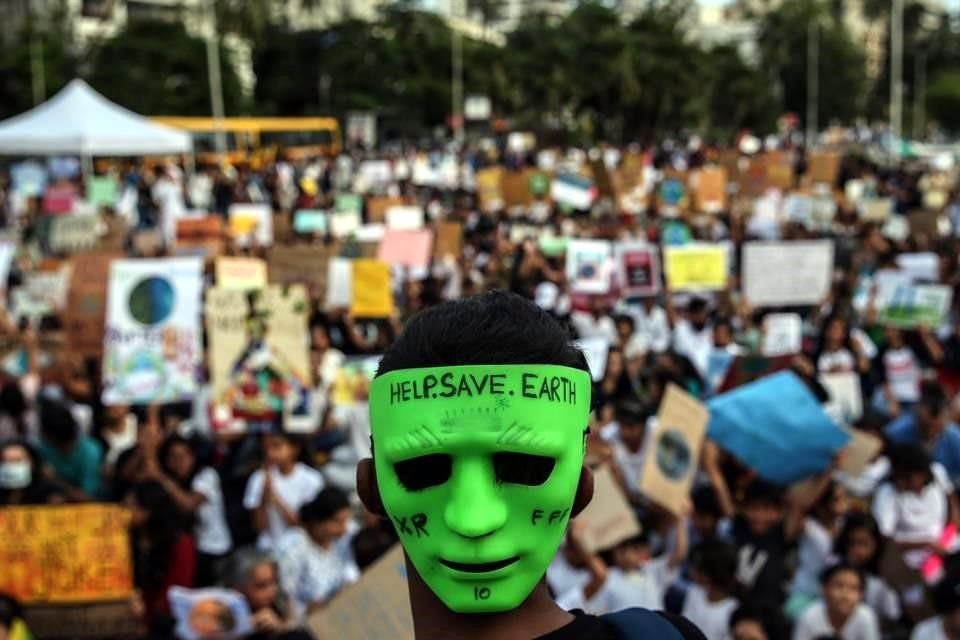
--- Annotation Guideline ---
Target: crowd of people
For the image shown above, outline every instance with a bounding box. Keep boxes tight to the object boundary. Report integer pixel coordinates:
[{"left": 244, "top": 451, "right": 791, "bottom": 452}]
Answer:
[{"left": 1, "top": 133, "right": 960, "bottom": 639}]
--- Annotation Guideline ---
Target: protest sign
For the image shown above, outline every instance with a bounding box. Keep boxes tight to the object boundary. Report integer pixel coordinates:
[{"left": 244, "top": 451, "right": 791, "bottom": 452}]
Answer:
[
  {"left": 330, "top": 209, "right": 362, "bottom": 238},
  {"left": 860, "top": 198, "right": 893, "bottom": 222},
  {"left": 896, "top": 252, "right": 939, "bottom": 283},
  {"left": 102, "top": 258, "right": 203, "bottom": 405},
  {"left": 308, "top": 545, "right": 412, "bottom": 640},
  {"left": 168, "top": 587, "right": 252, "bottom": 640},
  {"left": 433, "top": 221, "right": 463, "bottom": 259},
  {"left": 11, "top": 161, "right": 47, "bottom": 197},
  {"left": 908, "top": 209, "right": 941, "bottom": 237},
  {"left": 86, "top": 176, "right": 118, "bottom": 207},
  {"left": 837, "top": 428, "right": 883, "bottom": 477},
  {"left": 325, "top": 258, "right": 353, "bottom": 308},
  {"left": 738, "top": 157, "right": 768, "bottom": 197},
  {"left": 378, "top": 229, "right": 434, "bottom": 270},
  {"left": 502, "top": 169, "right": 537, "bottom": 207},
  {"left": 566, "top": 239, "right": 613, "bottom": 294},
  {"left": 716, "top": 354, "right": 794, "bottom": 394},
  {"left": 476, "top": 167, "right": 504, "bottom": 212},
  {"left": 267, "top": 245, "right": 333, "bottom": 299},
  {"left": 175, "top": 217, "right": 224, "bottom": 257},
  {"left": 877, "top": 284, "right": 952, "bottom": 328},
  {"left": 215, "top": 257, "right": 267, "bottom": 291},
  {"left": 351, "top": 259, "right": 394, "bottom": 318},
  {"left": 43, "top": 185, "right": 76, "bottom": 214},
  {"left": 639, "top": 384, "right": 709, "bottom": 516},
  {"left": 708, "top": 371, "right": 850, "bottom": 484},
  {"left": 50, "top": 214, "right": 100, "bottom": 254},
  {"left": 12, "top": 265, "right": 72, "bottom": 320},
  {"left": 366, "top": 196, "right": 404, "bottom": 225},
  {"left": 819, "top": 372, "right": 863, "bottom": 424},
  {"left": 807, "top": 152, "right": 841, "bottom": 185},
  {"left": 615, "top": 242, "right": 660, "bottom": 297},
  {"left": 551, "top": 173, "right": 597, "bottom": 211},
  {"left": 742, "top": 240, "right": 834, "bottom": 307},
  {"left": 293, "top": 210, "right": 328, "bottom": 235},
  {"left": 228, "top": 203, "right": 272, "bottom": 247},
  {"left": 574, "top": 465, "right": 642, "bottom": 553},
  {"left": 66, "top": 252, "right": 117, "bottom": 358},
  {"left": 335, "top": 193, "right": 363, "bottom": 216},
  {"left": 591, "top": 158, "right": 616, "bottom": 199},
  {"left": 763, "top": 152, "right": 794, "bottom": 191},
  {"left": 0, "top": 504, "right": 132, "bottom": 603},
  {"left": 273, "top": 212, "right": 293, "bottom": 243},
  {"left": 663, "top": 244, "right": 729, "bottom": 292},
  {"left": 331, "top": 355, "right": 382, "bottom": 407},
  {"left": 358, "top": 160, "right": 393, "bottom": 191},
  {"left": 762, "top": 313, "right": 803, "bottom": 356},
  {"left": 882, "top": 215, "right": 910, "bottom": 242},
  {"left": 694, "top": 167, "right": 727, "bottom": 213},
  {"left": 206, "top": 285, "right": 314, "bottom": 433},
  {"left": 386, "top": 205, "right": 425, "bottom": 231},
  {"left": 24, "top": 601, "right": 141, "bottom": 639},
  {"left": 539, "top": 235, "right": 569, "bottom": 257},
  {"left": 577, "top": 336, "right": 610, "bottom": 382}
]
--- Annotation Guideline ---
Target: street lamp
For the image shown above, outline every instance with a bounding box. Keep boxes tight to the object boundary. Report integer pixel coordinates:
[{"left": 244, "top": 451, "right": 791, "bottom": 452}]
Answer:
[
  {"left": 806, "top": 18, "right": 819, "bottom": 149},
  {"left": 204, "top": 0, "right": 228, "bottom": 155},
  {"left": 451, "top": 0, "right": 465, "bottom": 145},
  {"left": 890, "top": 0, "right": 904, "bottom": 153}
]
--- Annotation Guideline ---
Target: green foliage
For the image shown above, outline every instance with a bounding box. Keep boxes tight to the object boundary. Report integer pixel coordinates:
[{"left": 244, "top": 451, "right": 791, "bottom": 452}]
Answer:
[
  {"left": 87, "top": 20, "right": 245, "bottom": 116},
  {"left": 926, "top": 70, "right": 960, "bottom": 132}
]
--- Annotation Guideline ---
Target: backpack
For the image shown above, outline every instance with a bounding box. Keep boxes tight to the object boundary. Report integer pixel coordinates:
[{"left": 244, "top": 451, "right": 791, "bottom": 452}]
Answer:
[{"left": 602, "top": 608, "right": 685, "bottom": 640}]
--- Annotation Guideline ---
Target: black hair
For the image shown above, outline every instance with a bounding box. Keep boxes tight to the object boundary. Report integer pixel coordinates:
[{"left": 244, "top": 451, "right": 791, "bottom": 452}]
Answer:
[
  {"left": 351, "top": 524, "right": 397, "bottom": 571},
  {"left": 132, "top": 480, "right": 189, "bottom": 590},
  {"left": 687, "top": 297, "right": 708, "bottom": 315},
  {"left": 743, "top": 479, "right": 786, "bottom": 508},
  {"left": 692, "top": 485, "right": 723, "bottom": 520},
  {"left": 614, "top": 314, "right": 636, "bottom": 332},
  {"left": 919, "top": 381, "right": 948, "bottom": 417},
  {"left": 376, "top": 291, "right": 589, "bottom": 376},
  {"left": 300, "top": 487, "right": 350, "bottom": 525},
  {"left": 690, "top": 541, "right": 739, "bottom": 595},
  {"left": 834, "top": 512, "right": 885, "bottom": 573},
  {"left": 614, "top": 400, "right": 647, "bottom": 427},
  {"left": 158, "top": 435, "right": 198, "bottom": 488},
  {"left": 37, "top": 397, "right": 78, "bottom": 446},
  {"left": 820, "top": 562, "right": 865, "bottom": 590},
  {"left": 713, "top": 317, "right": 734, "bottom": 333},
  {"left": 729, "top": 603, "right": 790, "bottom": 639},
  {"left": 0, "top": 593, "right": 22, "bottom": 631},
  {"left": 934, "top": 571, "right": 960, "bottom": 615},
  {"left": 888, "top": 443, "right": 933, "bottom": 480}
]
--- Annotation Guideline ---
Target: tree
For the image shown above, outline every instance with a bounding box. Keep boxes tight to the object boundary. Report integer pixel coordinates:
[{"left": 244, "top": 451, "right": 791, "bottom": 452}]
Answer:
[
  {"left": 926, "top": 70, "right": 960, "bottom": 132},
  {"left": 87, "top": 20, "right": 245, "bottom": 116}
]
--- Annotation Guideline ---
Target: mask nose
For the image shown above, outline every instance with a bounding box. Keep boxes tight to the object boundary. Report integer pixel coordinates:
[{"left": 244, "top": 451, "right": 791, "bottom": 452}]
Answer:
[{"left": 444, "top": 456, "right": 508, "bottom": 539}]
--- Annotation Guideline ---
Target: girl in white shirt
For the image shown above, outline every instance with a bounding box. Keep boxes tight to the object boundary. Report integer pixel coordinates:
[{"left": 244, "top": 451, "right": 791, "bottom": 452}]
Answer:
[
  {"left": 682, "top": 542, "right": 740, "bottom": 640},
  {"left": 834, "top": 513, "right": 901, "bottom": 625},
  {"left": 793, "top": 563, "right": 880, "bottom": 640},
  {"left": 872, "top": 444, "right": 950, "bottom": 548}
]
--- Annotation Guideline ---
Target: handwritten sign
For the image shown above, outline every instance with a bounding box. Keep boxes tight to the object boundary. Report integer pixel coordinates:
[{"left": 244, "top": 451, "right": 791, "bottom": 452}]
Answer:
[
  {"left": 66, "top": 252, "right": 118, "bottom": 359},
  {"left": 663, "top": 244, "right": 728, "bottom": 292},
  {"left": 293, "top": 210, "right": 328, "bottom": 234},
  {"left": 215, "top": 257, "right": 267, "bottom": 291},
  {"left": 86, "top": 176, "right": 118, "bottom": 207},
  {"left": 0, "top": 504, "right": 133, "bottom": 603},
  {"left": 761, "top": 313, "right": 803, "bottom": 357},
  {"left": 694, "top": 167, "right": 727, "bottom": 213},
  {"left": 574, "top": 465, "right": 641, "bottom": 553},
  {"left": 742, "top": 240, "right": 834, "bottom": 307},
  {"left": 638, "top": 384, "right": 709, "bottom": 516},
  {"left": 50, "top": 215, "right": 100, "bottom": 254},
  {"left": 366, "top": 196, "right": 404, "bottom": 224},
  {"left": 806, "top": 152, "right": 841, "bottom": 185},
  {"left": 386, "top": 206, "right": 425, "bottom": 231},
  {"left": 615, "top": 242, "right": 660, "bottom": 297},
  {"left": 228, "top": 204, "right": 272, "bottom": 247}
]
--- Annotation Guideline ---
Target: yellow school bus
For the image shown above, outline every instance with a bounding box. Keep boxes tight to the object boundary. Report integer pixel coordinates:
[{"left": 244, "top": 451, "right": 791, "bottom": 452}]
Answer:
[{"left": 150, "top": 116, "right": 342, "bottom": 165}]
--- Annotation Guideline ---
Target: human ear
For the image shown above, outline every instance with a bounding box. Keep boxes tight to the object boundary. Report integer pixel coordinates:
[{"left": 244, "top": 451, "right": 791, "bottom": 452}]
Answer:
[
  {"left": 357, "top": 458, "right": 387, "bottom": 517},
  {"left": 570, "top": 464, "right": 594, "bottom": 518}
]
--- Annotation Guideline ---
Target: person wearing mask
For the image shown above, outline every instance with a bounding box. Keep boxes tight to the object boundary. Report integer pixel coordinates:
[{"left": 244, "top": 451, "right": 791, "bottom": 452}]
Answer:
[
  {"left": 886, "top": 383, "right": 960, "bottom": 481},
  {"left": 274, "top": 487, "right": 358, "bottom": 620},
  {"left": 0, "top": 440, "right": 63, "bottom": 505}
]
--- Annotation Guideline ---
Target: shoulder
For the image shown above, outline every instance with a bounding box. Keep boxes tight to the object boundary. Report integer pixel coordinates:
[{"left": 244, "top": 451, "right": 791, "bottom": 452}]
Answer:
[
  {"left": 276, "top": 528, "right": 309, "bottom": 555},
  {"left": 192, "top": 467, "right": 219, "bottom": 491},
  {"left": 886, "top": 414, "right": 916, "bottom": 439},
  {"left": 78, "top": 436, "right": 103, "bottom": 458},
  {"left": 603, "top": 609, "right": 707, "bottom": 640},
  {"left": 293, "top": 463, "right": 324, "bottom": 484}
]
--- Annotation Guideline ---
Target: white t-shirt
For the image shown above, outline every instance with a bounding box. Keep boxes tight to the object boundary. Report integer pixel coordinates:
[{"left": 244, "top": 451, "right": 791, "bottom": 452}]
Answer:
[
  {"left": 884, "top": 347, "right": 921, "bottom": 403},
  {"left": 791, "top": 518, "right": 834, "bottom": 597},
  {"left": 192, "top": 467, "right": 233, "bottom": 555},
  {"left": 553, "top": 557, "right": 678, "bottom": 615},
  {"left": 864, "top": 574, "right": 901, "bottom": 623},
  {"left": 673, "top": 320, "right": 713, "bottom": 379},
  {"left": 275, "top": 527, "right": 359, "bottom": 621},
  {"left": 570, "top": 312, "right": 619, "bottom": 346},
  {"left": 681, "top": 584, "right": 738, "bottom": 640},
  {"left": 611, "top": 438, "right": 646, "bottom": 499},
  {"left": 793, "top": 601, "right": 880, "bottom": 640},
  {"left": 625, "top": 305, "right": 671, "bottom": 353},
  {"left": 872, "top": 465, "right": 951, "bottom": 544},
  {"left": 818, "top": 348, "right": 857, "bottom": 374},
  {"left": 912, "top": 616, "right": 948, "bottom": 640},
  {"left": 243, "top": 463, "right": 325, "bottom": 550}
]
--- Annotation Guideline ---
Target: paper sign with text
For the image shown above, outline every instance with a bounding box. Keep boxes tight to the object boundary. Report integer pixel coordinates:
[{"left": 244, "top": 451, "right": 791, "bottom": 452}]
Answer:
[
  {"left": 228, "top": 204, "right": 272, "bottom": 247},
  {"left": 639, "top": 384, "right": 709, "bottom": 516},
  {"left": 762, "top": 313, "right": 803, "bottom": 356},
  {"left": 663, "top": 244, "right": 729, "bottom": 292},
  {"left": 615, "top": 242, "right": 660, "bottom": 297},
  {"left": 350, "top": 259, "right": 394, "bottom": 319},
  {"left": 215, "top": 257, "right": 267, "bottom": 291},
  {"left": 0, "top": 504, "right": 132, "bottom": 603},
  {"left": 807, "top": 152, "right": 841, "bottom": 185},
  {"left": 574, "top": 465, "right": 642, "bottom": 553},
  {"left": 877, "top": 284, "right": 953, "bottom": 328},
  {"left": 50, "top": 215, "right": 100, "bottom": 254},
  {"left": 743, "top": 240, "right": 834, "bottom": 307},
  {"left": 378, "top": 229, "right": 435, "bottom": 270},
  {"left": 566, "top": 239, "right": 613, "bottom": 294}
]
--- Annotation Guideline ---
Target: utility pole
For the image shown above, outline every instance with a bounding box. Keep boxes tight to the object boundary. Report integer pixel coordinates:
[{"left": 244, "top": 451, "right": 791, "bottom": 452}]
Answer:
[
  {"left": 806, "top": 18, "right": 819, "bottom": 149},
  {"left": 890, "top": 0, "right": 904, "bottom": 152},
  {"left": 913, "top": 48, "right": 926, "bottom": 141},
  {"left": 204, "top": 0, "right": 227, "bottom": 155},
  {"left": 451, "top": 0, "right": 465, "bottom": 145}
]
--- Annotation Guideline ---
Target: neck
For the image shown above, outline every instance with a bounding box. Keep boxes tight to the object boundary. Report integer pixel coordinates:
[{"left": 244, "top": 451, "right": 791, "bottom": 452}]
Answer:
[
  {"left": 407, "top": 558, "right": 572, "bottom": 640},
  {"left": 826, "top": 606, "right": 850, "bottom": 631},
  {"left": 705, "top": 585, "right": 727, "bottom": 603},
  {"left": 277, "top": 462, "right": 295, "bottom": 475}
]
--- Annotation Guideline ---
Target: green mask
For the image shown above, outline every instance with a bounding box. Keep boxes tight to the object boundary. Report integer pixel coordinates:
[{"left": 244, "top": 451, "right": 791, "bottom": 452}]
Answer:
[{"left": 370, "top": 364, "right": 592, "bottom": 613}]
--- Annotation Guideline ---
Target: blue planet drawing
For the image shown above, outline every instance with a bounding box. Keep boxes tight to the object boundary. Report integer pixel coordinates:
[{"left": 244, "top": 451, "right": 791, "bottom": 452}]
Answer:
[{"left": 128, "top": 276, "right": 175, "bottom": 326}]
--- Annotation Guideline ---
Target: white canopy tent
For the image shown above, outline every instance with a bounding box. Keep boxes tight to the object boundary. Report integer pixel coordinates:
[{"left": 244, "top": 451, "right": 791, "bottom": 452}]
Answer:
[{"left": 0, "top": 79, "right": 192, "bottom": 158}]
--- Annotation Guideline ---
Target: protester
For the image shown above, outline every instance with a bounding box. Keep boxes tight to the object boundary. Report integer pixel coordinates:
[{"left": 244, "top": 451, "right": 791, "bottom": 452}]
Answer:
[
  {"left": 792, "top": 564, "right": 880, "bottom": 640},
  {"left": 0, "top": 439, "right": 63, "bottom": 505}
]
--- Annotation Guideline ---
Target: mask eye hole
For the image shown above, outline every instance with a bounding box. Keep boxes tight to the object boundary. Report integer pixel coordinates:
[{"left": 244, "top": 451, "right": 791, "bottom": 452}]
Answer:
[
  {"left": 493, "top": 452, "right": 556, "bottom": 486},
  {"left": 394, "top": 454, "right": 452, "bottom": 491}
]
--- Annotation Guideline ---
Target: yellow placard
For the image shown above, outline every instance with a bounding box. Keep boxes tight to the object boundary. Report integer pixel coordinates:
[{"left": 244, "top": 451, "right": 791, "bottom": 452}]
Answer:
[
  {"left": 350, "top": 259, "right": 394, "bottom": 318},
  {"left": 215, "top": 257, "right": 267, "bottom": 291},
  {"left": 0, "top": 504, "right": 133, "bottom": 604},
  {"left": 664, "top": 244, "right": 729, "bottom": 292},
  {"left": 229, "top": 215, "right": 258, "bottom": 238}
]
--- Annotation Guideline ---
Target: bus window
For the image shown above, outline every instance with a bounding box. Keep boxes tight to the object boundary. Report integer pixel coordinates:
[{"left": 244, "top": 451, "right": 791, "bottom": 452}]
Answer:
[{"left": 259, "top": 129, "right": 334, "bottom": 148}]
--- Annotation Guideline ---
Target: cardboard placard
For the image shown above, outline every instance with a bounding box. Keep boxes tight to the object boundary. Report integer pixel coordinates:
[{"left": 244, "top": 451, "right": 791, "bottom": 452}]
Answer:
[
  {"left": 639, "top": 384, "right": 709, "bottom": 516},
  {"left": 267, "top": 244, "right": 333, "bottom": 299},
  {"left": 215, "top": 257, "right": 267, "bottom": 291},
  {"left": 908, "top": 210, "right": 942, "bottom": 238},
  {"left": 102, "top": 258, "right": 203, "bottom": 405},
  {"left": 386, "top": 206, "right": 425, "bottom": 231},
  {"left": 475, "top": 167, "right": 504, "bottom": 212},
  {"left": 761, "top": 313, "right": 803, "bottom": 356},
  {"left": 742, "top": 240, "right": 835, "bottom": 307},
  {"left": 308, "top": 545, "right": 413, "bottom": 640},
  {"left": 272, "top": 212, "right": 292, "bottom": 243},
  {"left": 807, "top": 152, "right": 841, "bottom": 185},
  {"left": 574, "top": 465, "right": 642, "bottom": 553},
  {"left": 433, "top": 221, "right": 463, "bottom": 259},
  {"left": 566, "top": 239, "right": 613, "bottom": 294},
  {"left": 366, "top": 196, "right": 404, "bottom": 224},
  {"left": 763, "top": 152, "right": 794, "bottom": 191},
  {"left": 0, "top": 504, "right": 133, "bottom": 603},
  {"left": 838, "top": 427, "right": 883, "bottom": 477},
  {"left": 615, "top": 242, "right": 660, "bottom": 297},
  {"left": 228, "top": 204, "right": 273, "bottom": 247},
  {"left": 591, "top": 158, "right": 616, "bottom": 199},
  {"left": 877, "top": 284, "right": 953, "bottom": 328},
  {"left": 378, "top": 229, "right": 434, "bottom": 270},
  {"left": 737, "top": 157, "right": 768, "bottom": 198},
  {"left": 206, "top": 285, "right": 314, "bottom": 433},
  {"left": 175, "top": 216, "right": 224, "bottom": 257},
  {"left": 50, "top": 214, "right": 100, "bottom": 254},
  {"left": 351, "top": 259, "right": 394, "bottom": 318},
  {"left": 502, "top": 169, "right": 536, "bottom": 208},
  {"left": 663, "top": 244, "right": 729, "bottom": 292},
  {"left": 694, "top": 167, "right": 727, "bottom": 213},
  {"left": 66, "top": 252, "right": 118, "bottom": 358}
]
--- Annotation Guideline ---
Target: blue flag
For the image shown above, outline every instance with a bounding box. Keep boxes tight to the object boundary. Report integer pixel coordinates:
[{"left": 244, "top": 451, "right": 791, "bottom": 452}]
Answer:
[{"left": 707, "top": 371, "right": 850, "bottom": 485}]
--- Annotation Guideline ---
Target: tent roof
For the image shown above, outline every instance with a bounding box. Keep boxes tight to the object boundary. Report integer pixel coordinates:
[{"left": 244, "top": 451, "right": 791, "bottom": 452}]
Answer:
[{"left": 0, "top": 79, "right": 192, "bottom": 156}]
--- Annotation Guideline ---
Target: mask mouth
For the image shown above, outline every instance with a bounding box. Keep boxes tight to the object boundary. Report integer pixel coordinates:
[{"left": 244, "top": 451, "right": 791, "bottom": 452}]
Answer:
[{"left": 439, "top": 556, "right": 520, "bottom": 574}]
